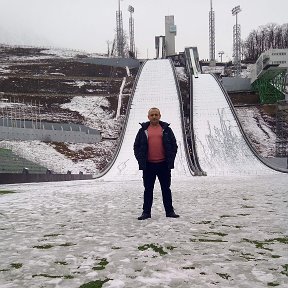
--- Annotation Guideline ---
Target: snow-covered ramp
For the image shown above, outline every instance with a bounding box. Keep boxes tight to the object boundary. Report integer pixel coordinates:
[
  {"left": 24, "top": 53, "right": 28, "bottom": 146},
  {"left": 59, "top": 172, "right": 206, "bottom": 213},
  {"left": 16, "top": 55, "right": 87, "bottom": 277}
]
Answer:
[
  {"left": 193, "top": 74, "right": 277, "bottom": 176},
  {"left": 102, "top": 59, "right": 191, "bottom": 181}
]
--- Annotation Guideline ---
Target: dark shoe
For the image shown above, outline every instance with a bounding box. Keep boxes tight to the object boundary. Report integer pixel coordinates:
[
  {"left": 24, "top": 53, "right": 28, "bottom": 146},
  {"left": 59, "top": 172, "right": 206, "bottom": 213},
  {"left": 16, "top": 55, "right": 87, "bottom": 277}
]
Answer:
[
  {"left": 137, "top": 212, "right": 151, "bottom": 220},
  {"left": 166, "top": 211, "right": 180, "bottom": 218}
]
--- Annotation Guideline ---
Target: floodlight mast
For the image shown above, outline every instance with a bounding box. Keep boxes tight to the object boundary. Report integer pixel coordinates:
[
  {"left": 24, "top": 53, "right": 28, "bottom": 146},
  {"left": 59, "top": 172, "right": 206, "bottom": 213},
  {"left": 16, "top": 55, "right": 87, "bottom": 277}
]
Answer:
[
  {"left": 128, "top": 5, "right": 135, "bottom": 56},
  {"left": 116, "top": 0, "right": 124, "bottom": 57},
  {"left": 209, "top": 0, "right": 215, "bottom": 62},
  {"left": 232, "top": 5, "right": 241, "bottom": 76}
]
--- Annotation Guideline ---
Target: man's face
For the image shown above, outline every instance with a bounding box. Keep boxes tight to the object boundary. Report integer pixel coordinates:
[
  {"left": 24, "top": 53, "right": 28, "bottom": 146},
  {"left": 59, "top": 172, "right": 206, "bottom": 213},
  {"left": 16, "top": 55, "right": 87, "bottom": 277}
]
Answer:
[{"left": 148, "top": 109, "right": 161, "bottom": 125}]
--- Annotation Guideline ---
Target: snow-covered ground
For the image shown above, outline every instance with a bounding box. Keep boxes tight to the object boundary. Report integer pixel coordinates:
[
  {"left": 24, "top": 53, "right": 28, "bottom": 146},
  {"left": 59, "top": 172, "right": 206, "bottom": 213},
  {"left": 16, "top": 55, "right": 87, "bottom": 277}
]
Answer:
[
  {"left": 0, "top": 80, "right": 280, "bottom": 175},
  {"left": 0, "top": 47, "right": 282, "bottom": 175},
  {"left": 0, "top": 52, "right": 287, "bottom": 288},
  {"left": 235, "top": 107, "right": 276, "bottom": 157},
  {"left": 0, "top": 95, "right": 123, "bottom": 175},
  {"left": 0, "top": 175, "right": 287, "bottom": 288}
]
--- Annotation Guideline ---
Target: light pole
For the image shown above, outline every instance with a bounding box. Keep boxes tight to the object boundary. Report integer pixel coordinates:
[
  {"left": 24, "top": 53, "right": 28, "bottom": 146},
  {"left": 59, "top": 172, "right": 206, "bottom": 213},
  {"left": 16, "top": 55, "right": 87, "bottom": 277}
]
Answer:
[
  {"left": 232, "top": 5, "right": 241, "bottom": 76},
  {"left": 128, "top": 5, "right": 135, "bottom": 57},
  {"left": 209, "top": 0, "right": 215, "bottom": 63},
  {"left": 116, "top": 0, "right": 124, "bottom": 57},
  {"left": 218, "top": 51, "right": 224, "bottom": 62}
]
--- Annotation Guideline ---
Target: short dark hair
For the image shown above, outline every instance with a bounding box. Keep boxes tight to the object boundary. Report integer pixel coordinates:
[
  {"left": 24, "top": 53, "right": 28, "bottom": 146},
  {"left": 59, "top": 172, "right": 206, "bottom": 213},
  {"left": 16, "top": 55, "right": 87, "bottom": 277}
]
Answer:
[{"left": 148, "top": 107, "right": 160, "bottom": 115}]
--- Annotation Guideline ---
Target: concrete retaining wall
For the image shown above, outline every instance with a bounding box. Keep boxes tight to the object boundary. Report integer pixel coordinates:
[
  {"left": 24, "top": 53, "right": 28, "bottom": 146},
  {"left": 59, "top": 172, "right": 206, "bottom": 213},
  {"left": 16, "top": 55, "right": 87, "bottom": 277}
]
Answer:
[
  {"left": 222, "top": 77, "right": 251, "bottom": 92},
  {"left": 0, "top": 172, "right": 93, "bottom": 184}
]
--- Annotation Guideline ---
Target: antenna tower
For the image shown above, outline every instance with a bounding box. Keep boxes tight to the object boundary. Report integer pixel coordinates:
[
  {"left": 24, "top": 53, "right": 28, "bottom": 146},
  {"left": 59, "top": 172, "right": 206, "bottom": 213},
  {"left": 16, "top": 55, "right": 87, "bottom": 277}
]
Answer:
[
  {"left": 128, "top": 5, "right": 135, "bottom": 56},
  {"left": 232, "top": 5, "right": 242, "bottom": 76},
  {"left": 209, "top": 0, "right": 215, "bottom": 62},
  {"left": 116, "top": 0, "right": 124, "bottom": 57}
]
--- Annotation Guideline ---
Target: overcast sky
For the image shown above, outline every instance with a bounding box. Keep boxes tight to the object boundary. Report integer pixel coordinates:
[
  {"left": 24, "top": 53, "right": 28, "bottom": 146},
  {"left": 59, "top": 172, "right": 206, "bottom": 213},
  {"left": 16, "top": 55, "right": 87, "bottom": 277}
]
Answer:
[{"left": 0, "top": 0, "right": 287, "bottom": 60}]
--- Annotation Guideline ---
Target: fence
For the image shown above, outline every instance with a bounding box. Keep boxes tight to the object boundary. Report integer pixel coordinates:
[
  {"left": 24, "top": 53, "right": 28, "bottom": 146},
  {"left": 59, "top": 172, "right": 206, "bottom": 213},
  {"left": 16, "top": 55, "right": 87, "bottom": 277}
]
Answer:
[{"left": 0, "top": 118, "right": 101, "bottom": 143}]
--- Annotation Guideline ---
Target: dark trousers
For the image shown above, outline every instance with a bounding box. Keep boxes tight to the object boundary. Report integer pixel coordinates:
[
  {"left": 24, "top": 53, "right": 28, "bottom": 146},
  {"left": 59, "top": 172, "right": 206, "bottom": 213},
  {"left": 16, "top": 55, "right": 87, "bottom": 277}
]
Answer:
[{"left": 142, "top": 161, "right": 174, "bottom": 215}]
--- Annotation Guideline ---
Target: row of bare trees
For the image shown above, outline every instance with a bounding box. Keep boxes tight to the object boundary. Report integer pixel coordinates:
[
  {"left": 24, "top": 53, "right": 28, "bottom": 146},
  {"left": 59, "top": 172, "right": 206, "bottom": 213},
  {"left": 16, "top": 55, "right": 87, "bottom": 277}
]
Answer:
[{"left": 242, "top": 23, "right": 288, "bottom": 62}]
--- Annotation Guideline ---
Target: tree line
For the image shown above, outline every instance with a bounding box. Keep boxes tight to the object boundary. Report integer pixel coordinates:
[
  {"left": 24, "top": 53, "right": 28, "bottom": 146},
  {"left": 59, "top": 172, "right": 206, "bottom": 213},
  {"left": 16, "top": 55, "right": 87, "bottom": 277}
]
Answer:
[{"left": 242, "top": 23, "right": 288, "bottom": 62}]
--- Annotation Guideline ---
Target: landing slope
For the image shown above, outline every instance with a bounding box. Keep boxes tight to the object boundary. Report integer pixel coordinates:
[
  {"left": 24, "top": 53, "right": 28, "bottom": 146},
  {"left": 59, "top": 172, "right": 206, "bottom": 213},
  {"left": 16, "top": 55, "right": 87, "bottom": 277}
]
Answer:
[
  {"left": 193, "top": 74, "right": 276, "bottom": 176},
  {"left": 102, "top": 59, "right": 191, "bottom": 181}
]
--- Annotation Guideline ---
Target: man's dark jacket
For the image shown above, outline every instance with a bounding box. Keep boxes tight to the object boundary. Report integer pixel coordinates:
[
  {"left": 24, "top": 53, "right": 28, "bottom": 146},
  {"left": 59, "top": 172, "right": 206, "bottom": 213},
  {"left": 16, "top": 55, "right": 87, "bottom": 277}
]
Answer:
[{"left": 133, "top": 121, "right": 178, "bottom": 170}]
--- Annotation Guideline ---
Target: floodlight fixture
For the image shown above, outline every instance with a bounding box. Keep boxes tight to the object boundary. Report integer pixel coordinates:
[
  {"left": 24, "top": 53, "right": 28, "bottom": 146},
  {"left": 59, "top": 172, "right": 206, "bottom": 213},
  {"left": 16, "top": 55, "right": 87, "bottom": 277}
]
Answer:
[
  {"left": 232, "top": 5, "right": 241, "bottom": 16},
  {"left": 128, "top": 5, "right": 134, "bottom": 13}
]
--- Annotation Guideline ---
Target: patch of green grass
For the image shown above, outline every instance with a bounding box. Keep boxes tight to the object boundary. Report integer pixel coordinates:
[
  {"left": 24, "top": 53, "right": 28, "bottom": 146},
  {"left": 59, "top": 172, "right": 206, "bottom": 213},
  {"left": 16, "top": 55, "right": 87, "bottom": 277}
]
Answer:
[
  {"left": 33, "top": 244, "right": 54, "bottom": 249},
  {"left": 32, "top": 274, "right": 73, "bottom": 279},
  {"left": 204, "top": 232, "right": 228, "bottom": 237},
  {"left": 10, "top": 263, "right": 22, "bottom": 269},
  {"left": 0, "top": 268, "right": 10, "bottom": 272},
  {"left": 267, "top": 282, "right": 280, "bottom": 286},
  {"left": 79, "top": 278, "right": 111, "bottom": 288},
  {"left": 237, "top": 213, "right": 251, "bottom": 216},
  {"left": 243, "top": 236, "right": 288, "bottom": 252},
  {"left": 220, "top": 215, "right": 235, "bottom": 218},
  {"left": 241, "top": 205, "right": 254, "bottom": 208},
  {"left": 166, "top": 245, "right": 177, "bottom": 250},
  {"left": 127, "top": 275, "right": 137, "bottom": 279},
  {"left": 182, "top": 266, "right": 195, "bottom": 270},
  {"left": 59, "top": 242, "right": 75, "bottom": 247},
  {"left": 92, "top": 258, "right": 109, "bottom": 271},
  {"left": 190, "top": 238, "right": 228, "bottom": 243},
  {"left": 197, "top": 220, "right": 211, "bottom": 224},
  {"left": 267, "top": 237, "right": 288, "bottom": 244},
  {"left": 55, "top": 261, "right": 68, "bottom": 265},
  {"left": 216, "top": 273, "right": 231, "bottom": 280},
  {"left": 64, "top": 275, "right": 74, "bottom": 279},
  {"left": 242, "top": 239, "right": 273, "bottom": 251},
  {"left": 44, "top": 233, "right": 61, "bottom": 237},
  {"left": 138, "top": 244, "right": 168, "bottom": 256},
  {"left": 111, "top": 246, "right": 121, "bottom": 250},
  {"left": 240, "top": 252, "right": 255, "bottom": 261},
  {"left": 0, "top": 190, "right": 16, "bottom": 195},
  {"left": 271, "top": 255, "right": 281, "bottom": 259},
  {"left": 281, "top": 264, "right": 288, "bottom": 276}
]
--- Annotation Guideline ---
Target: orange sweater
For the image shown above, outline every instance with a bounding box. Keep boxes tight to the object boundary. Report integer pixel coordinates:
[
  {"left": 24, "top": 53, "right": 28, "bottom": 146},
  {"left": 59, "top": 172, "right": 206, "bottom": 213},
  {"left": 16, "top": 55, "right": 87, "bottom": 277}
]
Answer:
[{"left": 147, "top": 125, "right": 165, "bottom": 163}]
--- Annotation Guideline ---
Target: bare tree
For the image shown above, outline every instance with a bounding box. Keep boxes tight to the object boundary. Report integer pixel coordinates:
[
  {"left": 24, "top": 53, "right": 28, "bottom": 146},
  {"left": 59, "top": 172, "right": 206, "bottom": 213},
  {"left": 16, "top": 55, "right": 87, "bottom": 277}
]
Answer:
[{"left": 243, "top": 23, "right": 288, "bottom": 62}]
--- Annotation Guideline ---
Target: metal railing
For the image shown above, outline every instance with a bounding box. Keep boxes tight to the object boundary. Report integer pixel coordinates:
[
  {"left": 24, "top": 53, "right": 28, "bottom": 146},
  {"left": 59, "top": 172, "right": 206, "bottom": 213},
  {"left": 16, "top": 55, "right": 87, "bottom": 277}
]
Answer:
[{"left": 184, "top": 48, "right": 206, "bottom": 175}]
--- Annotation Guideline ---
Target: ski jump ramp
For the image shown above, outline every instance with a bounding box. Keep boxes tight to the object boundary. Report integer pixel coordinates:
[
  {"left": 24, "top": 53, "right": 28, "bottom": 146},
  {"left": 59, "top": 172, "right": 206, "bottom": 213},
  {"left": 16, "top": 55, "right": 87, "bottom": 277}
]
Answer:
[
  {"left": 101, "top": 59, "right": 278, "bottom": 181},
  {"left": 193, "top": 74, "right": 276, "bottom": 176},
  {"left": 102, "top": 59, "right": 192, "bottom": 181}
]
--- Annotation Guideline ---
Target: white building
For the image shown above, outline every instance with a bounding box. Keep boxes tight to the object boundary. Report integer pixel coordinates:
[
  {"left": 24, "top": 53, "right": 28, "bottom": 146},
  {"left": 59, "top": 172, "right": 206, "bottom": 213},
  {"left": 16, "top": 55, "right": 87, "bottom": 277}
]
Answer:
[{"left": 251, "top": 48, "right": 288, "bottom": 84}]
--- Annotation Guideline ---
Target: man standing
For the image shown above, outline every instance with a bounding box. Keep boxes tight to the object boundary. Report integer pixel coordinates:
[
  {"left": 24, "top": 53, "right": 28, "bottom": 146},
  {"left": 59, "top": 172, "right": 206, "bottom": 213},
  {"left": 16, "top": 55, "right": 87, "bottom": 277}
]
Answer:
[{"left": 134, "top": 107, "right": 179, "bottom": 220}]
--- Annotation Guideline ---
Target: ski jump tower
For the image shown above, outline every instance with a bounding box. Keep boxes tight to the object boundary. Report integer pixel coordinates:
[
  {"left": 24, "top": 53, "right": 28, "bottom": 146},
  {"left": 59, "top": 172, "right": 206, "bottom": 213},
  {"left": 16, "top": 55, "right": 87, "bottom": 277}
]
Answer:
[
  {"left": 209, "top": 0, "right": 216, "bottom": 65},
  {"left": 165, "top": 16, "right": 177, "bottom": 56}
]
